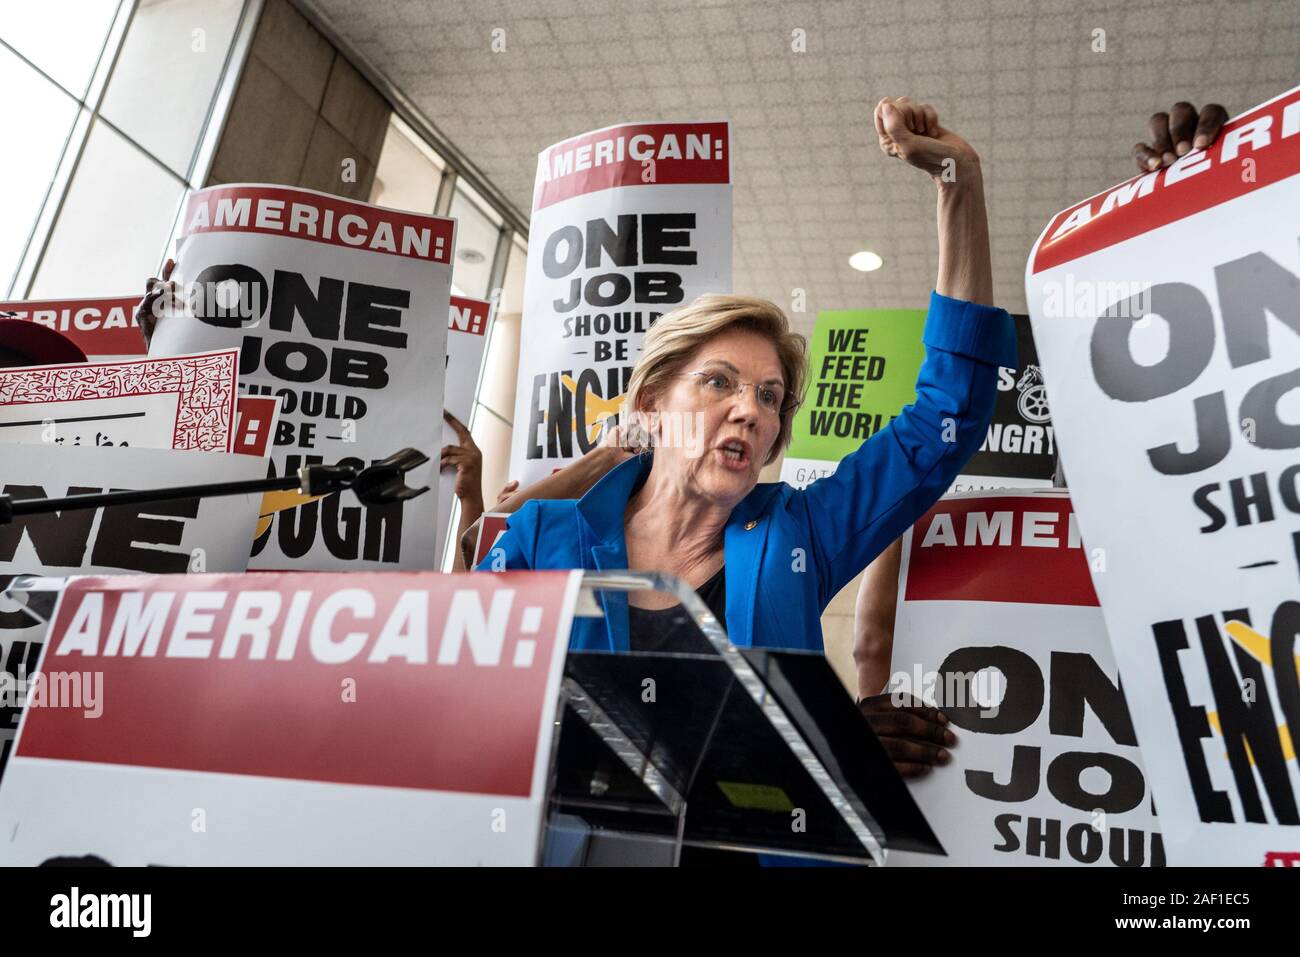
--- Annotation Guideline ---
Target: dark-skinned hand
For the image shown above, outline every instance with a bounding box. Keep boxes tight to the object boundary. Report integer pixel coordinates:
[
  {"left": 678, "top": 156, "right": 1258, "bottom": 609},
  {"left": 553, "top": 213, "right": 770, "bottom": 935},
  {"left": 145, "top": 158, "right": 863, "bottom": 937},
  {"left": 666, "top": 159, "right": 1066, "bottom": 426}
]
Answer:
[
  {"left": 135, "top": 257, "right": 178, "bottom": 350},
  {"left": 1133, "top": 101, "right": 1228, "bottom": 172},
  {"left": 858, "top": 692, "right": 956, "bottom": 779}
]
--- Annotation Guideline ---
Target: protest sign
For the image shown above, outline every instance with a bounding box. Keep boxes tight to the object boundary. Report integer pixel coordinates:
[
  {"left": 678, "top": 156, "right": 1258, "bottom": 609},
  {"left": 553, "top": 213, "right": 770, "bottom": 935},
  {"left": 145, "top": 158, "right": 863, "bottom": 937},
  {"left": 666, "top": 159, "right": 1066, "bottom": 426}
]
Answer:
[
  {"left": 779, "top": 309, "right": 926, "bottom": 489},
  {"left": 888, "top": 492, "right": 1162, "bottom": 867},
  {"left": 1025, "top": 85, "right": 1300, "bottom": 864},
  {"left": 0, "top": 350, "right": 239, "bottom": 451},
  {"left": 0, "top": 445, "right": 264, "bottom": 773},
  {"left": 0, "top": 357, "right": 269, "bottom": 458},
  {"left": 509, "top": 121, "right": 732, "bottom": 485},
  {"left": 0, "top": 296, "right": 146, "bottom": 359},
  {"left": 0, "top": 569, "right": 582, "bottom": 865},
  {"left": 0, "top": 576, "right": 64, "bottom": 777},
  {"left": 952, "top": 315, "right": 1057, "bottom": 492},
  {"left": 149, "top": 183, "right": 456, "bottom": 571},
  {"left": 0, "top": 444, "right": 263, "bottom": 780},
  {"left": 437, "top": 296, "right": 493, "bottom": 566},
  {"left": 0, "top": 445, "right": 263, "bottom": 578}
]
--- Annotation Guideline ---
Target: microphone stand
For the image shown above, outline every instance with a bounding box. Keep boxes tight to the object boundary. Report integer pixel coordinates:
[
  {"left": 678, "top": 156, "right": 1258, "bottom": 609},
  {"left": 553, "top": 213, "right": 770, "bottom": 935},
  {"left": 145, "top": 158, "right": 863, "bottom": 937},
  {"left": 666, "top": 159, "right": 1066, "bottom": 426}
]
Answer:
[{"left": 0, "top": 448, "right": 431, "bottom": 524}]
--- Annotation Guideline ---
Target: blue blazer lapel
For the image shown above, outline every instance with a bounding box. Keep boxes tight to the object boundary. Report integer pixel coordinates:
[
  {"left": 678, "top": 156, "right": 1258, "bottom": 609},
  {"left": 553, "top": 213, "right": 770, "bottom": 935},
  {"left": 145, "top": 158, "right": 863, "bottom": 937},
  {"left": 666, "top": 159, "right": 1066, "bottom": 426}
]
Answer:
[
  {"left": 573, "top": 458, "right": 780, "bottom": 651},
  {"left": 722, "top": 483, "right": 780, "bottom": 647},
  {"left": 575, "top": 455, "right": 650, "bottom": 652}
]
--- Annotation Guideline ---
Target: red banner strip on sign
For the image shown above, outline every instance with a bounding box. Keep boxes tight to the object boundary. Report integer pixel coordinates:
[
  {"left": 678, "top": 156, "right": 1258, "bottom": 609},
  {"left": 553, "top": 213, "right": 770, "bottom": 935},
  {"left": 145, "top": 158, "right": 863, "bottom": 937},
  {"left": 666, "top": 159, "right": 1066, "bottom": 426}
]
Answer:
[
  {"left": 1031, "top": 86, "right": 1300, "bottom": 273},
  {"left": 534, "top": 121, "right": 730, "bottom": 210},
  {"left": 449, "top": 296, "right": 491, "bottom": 336},
  {"left": 181, "top": 185, "right": 456, "bottom": 265},
  {"left": 0, "top": 297, "right": 146, "bottom": 357},
  {"left": 18, "top": 571, "right": 571, "bottom": 797},
  {"left": 905, "top": 496, "right": 1100, "bottom": 607}
]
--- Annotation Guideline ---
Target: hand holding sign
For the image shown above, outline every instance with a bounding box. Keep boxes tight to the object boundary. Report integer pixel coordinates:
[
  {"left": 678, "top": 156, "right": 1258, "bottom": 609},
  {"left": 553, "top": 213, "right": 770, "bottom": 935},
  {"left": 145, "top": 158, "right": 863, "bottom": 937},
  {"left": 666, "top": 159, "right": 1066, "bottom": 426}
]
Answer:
[
  {"left": 858, "top": 692, "right": 956, "bottom": 779},
  {"left": 874, "top": 96, "right": 979, "bottom": 182},
  {"left": 440, "top": 410, "right": 484, "bottom": 507},
  {"left": 1132, "top": 100, "right": 1229, "bottom": 171},
  {"left": 1026, "top": 85, "right": 1300, "bottom": 864},
  {"left": 135, "top": 258, "right": 177, "bottom": 350}
]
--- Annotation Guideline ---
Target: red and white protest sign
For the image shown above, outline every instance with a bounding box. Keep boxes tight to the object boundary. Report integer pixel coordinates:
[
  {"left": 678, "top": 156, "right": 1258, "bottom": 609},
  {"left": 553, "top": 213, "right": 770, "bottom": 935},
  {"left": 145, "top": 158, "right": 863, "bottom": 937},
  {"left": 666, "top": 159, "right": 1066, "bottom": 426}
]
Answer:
[
  {"left": 0, "top": 296, "right": 146, "bottom": 359},
  {"left": 0, "top": 350, "right": 239, "bottom": 451},
  {"left": 150, "top": 184, "right": 456, "bottom": 571},
  {"left": 0, "top": 569, "right": 582, "bottom": 865},
  {"left": 509, "top": 121, "right": 732, "bottom": 484},
  {"left": 532, "top": 122, "right": 731, "bottom": 210},
  {"left": 0, "top": 445, "right": 266, "bottom": 769},
  {"left": 888, "top": 492, "right": 1162, "bottom": 867},
  {"left": 1026, "top": 85, "right": 1300, "bottom": 865},
  {"left": 0, "top": 440, "right": 266, "bottom": 775},
  {"left": 1030, "top": 89, "right": 1300, "bottom": 274},
  {"left": 437, "top": 296, "right": 494, "bottom": 567}
]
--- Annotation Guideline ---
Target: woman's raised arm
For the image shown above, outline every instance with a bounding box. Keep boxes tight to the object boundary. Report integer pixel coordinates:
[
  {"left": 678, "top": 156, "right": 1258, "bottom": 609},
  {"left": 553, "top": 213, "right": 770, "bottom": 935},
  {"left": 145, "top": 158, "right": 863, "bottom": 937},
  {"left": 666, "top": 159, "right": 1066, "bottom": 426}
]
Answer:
[
  {"left": 874, "top": 96, "right": 993, "bottom": 306},
  {"left": 795, "top": 98, "right": 1015, "bottom": 602}
]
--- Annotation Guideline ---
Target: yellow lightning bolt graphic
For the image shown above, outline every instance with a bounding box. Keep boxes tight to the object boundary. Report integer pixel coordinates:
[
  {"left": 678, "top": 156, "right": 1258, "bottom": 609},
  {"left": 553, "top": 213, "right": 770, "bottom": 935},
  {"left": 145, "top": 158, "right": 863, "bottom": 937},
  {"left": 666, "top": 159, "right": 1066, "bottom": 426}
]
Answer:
[
  {"left": 559, "top": 375, "right": 624, "bottom": 444},
  {"left": 253, "top": 489, "right": 334, "bottom": 539},
  {"left": 1204, "top": 620, "right": 1297, "bottom": 763},
  {"left": 1224, "top": 620, "right": 1300, "bottom": 671}
]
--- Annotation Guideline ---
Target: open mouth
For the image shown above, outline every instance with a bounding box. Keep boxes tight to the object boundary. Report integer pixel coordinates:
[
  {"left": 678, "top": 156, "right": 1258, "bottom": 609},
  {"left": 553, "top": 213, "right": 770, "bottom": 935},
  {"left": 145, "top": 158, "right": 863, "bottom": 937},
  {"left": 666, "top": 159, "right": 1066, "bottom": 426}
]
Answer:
[{"left": 716, "top": 439, "right": 751, "bottom": 468}]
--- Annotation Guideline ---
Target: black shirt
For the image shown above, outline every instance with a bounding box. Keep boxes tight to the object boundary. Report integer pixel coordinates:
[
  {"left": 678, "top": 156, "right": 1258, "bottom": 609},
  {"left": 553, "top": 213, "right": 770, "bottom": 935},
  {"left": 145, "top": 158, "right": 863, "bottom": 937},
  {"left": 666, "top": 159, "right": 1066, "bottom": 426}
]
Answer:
[{"left": 627, "top": 566, "right": 727, "bottom": 654}]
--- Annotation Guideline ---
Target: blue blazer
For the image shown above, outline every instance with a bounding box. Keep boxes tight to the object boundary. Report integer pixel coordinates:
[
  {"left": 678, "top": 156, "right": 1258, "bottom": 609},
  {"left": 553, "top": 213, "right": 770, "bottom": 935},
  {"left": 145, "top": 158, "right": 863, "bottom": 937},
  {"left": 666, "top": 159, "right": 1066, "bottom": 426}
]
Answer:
[{"left": 479, "top": 291, "right": 1016, "bottom": 652}]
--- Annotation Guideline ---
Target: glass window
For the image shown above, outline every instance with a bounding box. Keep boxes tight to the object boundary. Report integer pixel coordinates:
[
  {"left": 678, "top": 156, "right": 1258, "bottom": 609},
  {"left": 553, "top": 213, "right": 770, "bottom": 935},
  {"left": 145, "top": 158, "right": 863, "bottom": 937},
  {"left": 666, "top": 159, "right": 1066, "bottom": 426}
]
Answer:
[
  {"left": 449, "top": 182, "right": 502, "bottom": 300},
  {"left": 499, "top": 236, "right": 527, "bottom": 315},
  {"left": 31, "top": 119, "right": 186, "bottom": 297},
  {"left": 100, "top": 0, "right": 244, "bottom": 177},
  {"left": 476, "top": 310, "right": 521, "bottom": 424},
  {"left": 0, "top": 46, "right": 81, "bottom": 295},
  {"left": 470, "top": 404, "right": 515, "bottom": 502},
  {"left": 370, "top": 115, "right": 444, "bottom": 214},
  {"left": 0, "top": 0, "right": 121, "bottom": 99}
]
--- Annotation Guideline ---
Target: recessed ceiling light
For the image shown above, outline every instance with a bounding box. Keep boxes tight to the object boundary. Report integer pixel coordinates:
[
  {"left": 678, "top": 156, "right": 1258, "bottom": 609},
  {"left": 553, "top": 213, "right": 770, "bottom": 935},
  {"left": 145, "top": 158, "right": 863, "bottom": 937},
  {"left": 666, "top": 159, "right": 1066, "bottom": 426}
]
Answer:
[
  {"left": 849, "top": 250, "right": 883, "bottom": 272},
  {"left": 458, "top": 249, "right": 486, "bottom": 264}
]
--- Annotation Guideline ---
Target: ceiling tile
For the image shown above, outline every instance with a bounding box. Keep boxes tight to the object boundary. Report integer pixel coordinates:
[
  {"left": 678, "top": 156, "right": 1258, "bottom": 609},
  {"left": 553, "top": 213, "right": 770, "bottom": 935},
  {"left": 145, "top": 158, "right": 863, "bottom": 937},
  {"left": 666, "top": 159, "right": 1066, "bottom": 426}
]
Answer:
[{"left": 309, "top": 0, "right": 1299, "bottom": 315}]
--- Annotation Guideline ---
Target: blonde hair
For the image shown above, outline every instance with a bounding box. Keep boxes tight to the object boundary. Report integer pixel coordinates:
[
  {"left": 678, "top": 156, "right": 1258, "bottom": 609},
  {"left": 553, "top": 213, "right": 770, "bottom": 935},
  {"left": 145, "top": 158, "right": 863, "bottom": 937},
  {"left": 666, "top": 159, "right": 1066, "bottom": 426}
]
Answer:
[{"left": 623, "top": 294, "right": 807, "bottom": 463}]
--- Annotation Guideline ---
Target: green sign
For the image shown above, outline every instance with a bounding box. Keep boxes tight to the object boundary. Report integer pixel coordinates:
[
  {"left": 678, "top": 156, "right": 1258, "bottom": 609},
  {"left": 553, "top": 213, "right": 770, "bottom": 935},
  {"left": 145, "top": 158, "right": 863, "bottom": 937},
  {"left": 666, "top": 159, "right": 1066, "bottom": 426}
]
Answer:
[{"left": 786, "top": 309, "right": 927, "bottom": 462}]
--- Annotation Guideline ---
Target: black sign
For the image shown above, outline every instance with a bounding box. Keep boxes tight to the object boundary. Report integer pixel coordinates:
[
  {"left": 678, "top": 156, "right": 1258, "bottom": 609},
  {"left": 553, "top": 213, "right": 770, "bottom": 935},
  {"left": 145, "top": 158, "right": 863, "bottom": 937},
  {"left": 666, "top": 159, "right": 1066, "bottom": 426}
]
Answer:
[{"left": 961, "top": 314, "right": 1056, "bottom": 481}]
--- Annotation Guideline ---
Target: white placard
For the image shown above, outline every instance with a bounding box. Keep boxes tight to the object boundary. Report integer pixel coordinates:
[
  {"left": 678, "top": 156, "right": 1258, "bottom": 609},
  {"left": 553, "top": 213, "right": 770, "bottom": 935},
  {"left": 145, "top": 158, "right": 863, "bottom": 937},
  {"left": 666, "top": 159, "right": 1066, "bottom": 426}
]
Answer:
[
  {"left": 437, "top": 296, "right": 493, "bottom": 567},
  {"left": 0, "top": 570, "right": 582, "bottom": 865},
  {"left": 0, "top": 350, "right": 239, "bottom": 451},
  {"left": 889, "top": 491, "right": 1162, "bottom": 867},
  {"left": 509, "top": 121, "right": 732, "bottom": 484},
  {"left": 0, "top": 445, "right": 263, "bottom": 578},
  {"left": 149, "top": 184, "right": 456, "bottom": 571},
  {"left": 1025, "top": 85, "right": 1300, "bottom": 866}
]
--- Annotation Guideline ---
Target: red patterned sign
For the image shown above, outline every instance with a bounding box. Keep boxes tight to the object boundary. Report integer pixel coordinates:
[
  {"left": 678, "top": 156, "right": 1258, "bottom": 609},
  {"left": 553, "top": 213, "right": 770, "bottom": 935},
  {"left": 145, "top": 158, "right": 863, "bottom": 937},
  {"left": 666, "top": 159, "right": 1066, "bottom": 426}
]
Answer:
[{"left": 0, "top": 350, "right": 239, "bottom": 451}]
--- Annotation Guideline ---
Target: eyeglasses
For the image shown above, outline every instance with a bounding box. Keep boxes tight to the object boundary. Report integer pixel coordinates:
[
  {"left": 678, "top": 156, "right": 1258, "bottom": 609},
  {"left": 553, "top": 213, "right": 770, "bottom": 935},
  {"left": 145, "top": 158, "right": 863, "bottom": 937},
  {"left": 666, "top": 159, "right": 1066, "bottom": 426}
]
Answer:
[{"left": 676, "top": 370, "right": 799, "bottom": 416}]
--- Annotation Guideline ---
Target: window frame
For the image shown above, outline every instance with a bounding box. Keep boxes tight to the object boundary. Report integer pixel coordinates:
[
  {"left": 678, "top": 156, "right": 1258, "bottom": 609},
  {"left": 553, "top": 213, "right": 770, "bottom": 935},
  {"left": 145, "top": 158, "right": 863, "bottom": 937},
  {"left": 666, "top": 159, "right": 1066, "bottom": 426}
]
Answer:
[{"left": 2, "top": 0, "right": 263, "bottom": 298}]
